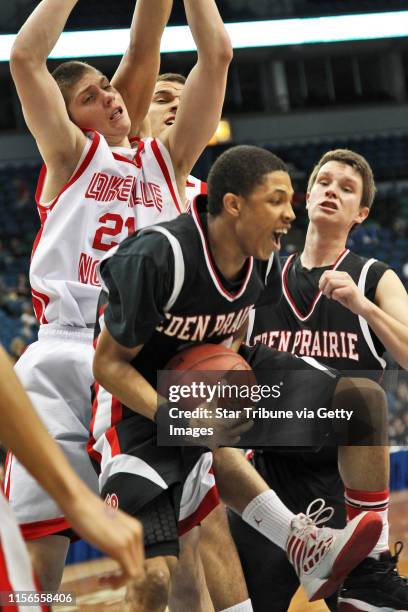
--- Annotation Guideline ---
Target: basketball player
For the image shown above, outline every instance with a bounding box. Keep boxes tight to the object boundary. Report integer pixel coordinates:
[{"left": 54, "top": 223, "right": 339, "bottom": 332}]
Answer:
[
  {"left": 8, "top": 0, "right": 232, "bottom": 594},
  {"left": 92, "top": 145, "right": 383, "bottom": 612},
  {"left": 0, "top": 342, "right": 144, "bottom": 602},
  {"left": 143, "top": 70, "right": 251, "bottom": 612},
  {"left": 228, "top": 149, "right": 408, "bottom": 611},
  {"left": 143, "top": 72, "right": 208, "bottom": 203}
]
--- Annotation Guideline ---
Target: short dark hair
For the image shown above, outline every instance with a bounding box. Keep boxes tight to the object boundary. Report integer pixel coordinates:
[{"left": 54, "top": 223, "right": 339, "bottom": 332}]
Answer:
[
  {"left": 52, "top": 61, "right": 101, "bottom": 106},
  {"left": 307, "top": 149, "right": 376, "bottom": 209},
  {"left": 157, "top": 72, "right": 186, "bottom": 85},
  {"left": 207, "top": 145, "right": 288, "bottom": 215}
]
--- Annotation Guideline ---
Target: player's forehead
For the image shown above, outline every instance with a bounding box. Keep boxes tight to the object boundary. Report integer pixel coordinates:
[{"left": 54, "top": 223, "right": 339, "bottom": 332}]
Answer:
[
  {"left": 263, "top": 170, "right": 293, "bottom": 193},
  {"left": 316, "top": 160, "right": 362, "bottom": 186},
  {"left": 153, "top": 80, "right": 184, "bottom": 97},
  {"left": 71, "top": 69, "right": 107, "bottom": 97},
  {"left": 250, "top": 170, "right": 294, "bottom": 199}
]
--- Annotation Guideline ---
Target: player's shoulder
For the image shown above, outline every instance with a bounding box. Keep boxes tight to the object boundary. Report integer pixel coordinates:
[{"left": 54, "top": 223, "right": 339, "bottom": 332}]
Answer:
[{"left": 346, "top": 249, "right": 388, "bottom": 272}]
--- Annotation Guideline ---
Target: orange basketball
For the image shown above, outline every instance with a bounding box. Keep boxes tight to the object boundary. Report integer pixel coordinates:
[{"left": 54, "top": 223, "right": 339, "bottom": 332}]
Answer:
[{"left": 161, "top": 344, "right": 256, "bottom": 411}]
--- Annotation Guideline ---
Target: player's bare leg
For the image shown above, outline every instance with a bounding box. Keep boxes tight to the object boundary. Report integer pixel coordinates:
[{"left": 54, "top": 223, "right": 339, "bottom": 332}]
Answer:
[
  {"left": 125, "top": 555, "right": 176, "bottom": 612},
  {"left": 335, "top": 378, "right": 389, "bottom": 491},
  {"left": 27, "top": 535, "right": 69, "bottom": 591},
  {"left": 168, "top": 526, "right": 214, "bottom": 612},
  {"left": 335, "top": 377, "right": 391, "bottom": 561},
  {"left": 200, "top": 504, "right": 251, "bottom": 611}
]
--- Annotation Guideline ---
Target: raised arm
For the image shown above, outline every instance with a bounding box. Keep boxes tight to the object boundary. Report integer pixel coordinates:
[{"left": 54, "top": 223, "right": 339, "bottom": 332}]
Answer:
[
  {"left": 10, "top": 0, "right": 86, "bottom": 173},
  {"left": 0, "top": 346, "right": 144, "bottom": 579},
  {"left": 112, "top": 0, "right": 173, "bottom": 138},
  {"left": 162, "top": 0, "right": 233, "bottom": 181}
]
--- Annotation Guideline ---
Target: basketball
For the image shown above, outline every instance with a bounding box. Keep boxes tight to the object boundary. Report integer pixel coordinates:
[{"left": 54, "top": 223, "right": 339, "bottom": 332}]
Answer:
[
  {"left": 161, "top": 343, "right": 256, "bottom": 411},
  {"left": 166, "top": 343, "right": 252, "bottom": 373}
]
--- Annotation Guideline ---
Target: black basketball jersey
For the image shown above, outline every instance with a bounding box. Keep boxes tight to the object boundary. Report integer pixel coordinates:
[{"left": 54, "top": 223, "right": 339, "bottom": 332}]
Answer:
[
  {"left": 97, "top": 199, "right": 282, "bottom": 395},
  {"left": 249, "top": 249, "right": 389, "bottom": 373}
]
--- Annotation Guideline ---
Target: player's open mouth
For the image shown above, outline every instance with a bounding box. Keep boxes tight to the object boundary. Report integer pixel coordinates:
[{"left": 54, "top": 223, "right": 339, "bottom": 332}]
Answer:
[
  {"left": 165, "top": 116, "right": 176, "bottom": 126},
  {"left": 272, "top": 229, "right": 288, "bottom": 248},
  {"left": 320, "top": 200, "right": 338, "bottom": 211},
  {"left": 110, "top": 107, "right": 123, "bottom": 121}
]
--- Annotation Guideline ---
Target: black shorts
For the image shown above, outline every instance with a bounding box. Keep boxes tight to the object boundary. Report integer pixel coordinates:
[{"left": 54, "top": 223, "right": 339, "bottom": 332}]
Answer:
[
  {"left": 228, "top": 448, "right": 346, "bottom": 612},
  {"left": 98, "top": 416, "right": 219, "bottom": 558},
  {"left": 238, "top": 343, "right": 340, "bottom": 448}
]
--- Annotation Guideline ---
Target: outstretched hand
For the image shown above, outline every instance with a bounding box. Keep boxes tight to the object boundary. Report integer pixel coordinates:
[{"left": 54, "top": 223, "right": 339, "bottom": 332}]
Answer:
[{"left": 64, "top": 487, "right": 145, "bottom": 586}]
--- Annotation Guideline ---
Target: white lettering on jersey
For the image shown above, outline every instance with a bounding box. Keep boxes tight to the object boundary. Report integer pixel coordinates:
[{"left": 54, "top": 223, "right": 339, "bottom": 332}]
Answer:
[{"left": 252, "top": 329, "right": 360, "bottom": 361}]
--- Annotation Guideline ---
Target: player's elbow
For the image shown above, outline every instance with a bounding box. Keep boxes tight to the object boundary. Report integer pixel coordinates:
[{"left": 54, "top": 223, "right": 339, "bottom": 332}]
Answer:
[
  {"left": 213, "top": 36, "right": 233, "bottom": 66},
  {"left": 10, "top": 42, "right": 41, "bottom": 77},
  {"left": 200, "top": 34, "right": 233, "bottom": 68},
  {"left": 93, "top": 352, "right": 113, "bottom": 390}
]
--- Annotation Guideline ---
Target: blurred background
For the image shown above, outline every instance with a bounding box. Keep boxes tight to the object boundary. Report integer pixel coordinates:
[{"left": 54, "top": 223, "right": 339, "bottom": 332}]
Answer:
[{"left": 0, "top": 0, "right": 407, "bottom": 571}]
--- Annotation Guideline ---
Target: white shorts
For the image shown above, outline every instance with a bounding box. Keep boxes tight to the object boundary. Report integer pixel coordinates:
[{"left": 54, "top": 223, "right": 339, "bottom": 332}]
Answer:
[
  {"left": 5, "top": 325, "right": 98, "bottom": 539},
  {"left": 0, "top": 491, "right": 48, "bottom": 610}
]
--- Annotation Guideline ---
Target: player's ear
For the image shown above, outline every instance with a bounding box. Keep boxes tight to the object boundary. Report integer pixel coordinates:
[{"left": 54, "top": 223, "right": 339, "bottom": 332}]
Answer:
[
  {"left": 305, "top": 192, "right": 311, "bottom": 209},
  {"left": 353, "top": 206, "right": 370, "bottom": 226},
  {"left": 223, "top": 192, "right": 241, "bottom": 217}
]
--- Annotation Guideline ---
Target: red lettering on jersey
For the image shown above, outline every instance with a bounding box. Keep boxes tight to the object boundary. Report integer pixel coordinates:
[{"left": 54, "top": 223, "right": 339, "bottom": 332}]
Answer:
[
  {"left": 78, "top": 252, "right": 101, "bottom": 287},
  {"left": 119, "top": 176, "right": 135, "bottom": 202},
  {"left": 141, "top": 181, "right": 154, "bottom": 208},
  {"left": 104, "top": 176, "right": 124, "bottom": 201},
  {"left": 86, "top": 173, "right": 109, "bottom": 200},
  {"left": 150, "top": 183, "right": 163, "bottom": 211}
]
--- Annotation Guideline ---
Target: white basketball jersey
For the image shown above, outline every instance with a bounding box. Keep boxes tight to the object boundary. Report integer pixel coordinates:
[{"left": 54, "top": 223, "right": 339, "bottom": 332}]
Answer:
[
  {"left": 185, "top": 174, "right": 207, "bottom": 206},
  {"left": 31, "top": 131, "right": 184, "bottom": 327}
]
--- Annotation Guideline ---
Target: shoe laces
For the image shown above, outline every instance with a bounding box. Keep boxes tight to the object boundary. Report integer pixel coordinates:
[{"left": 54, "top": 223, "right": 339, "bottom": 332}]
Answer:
[
  {"left": 382, "top": 541, "right": 408, "bottom": 586},
  {"left": 287, "top": 498, "right": 335, "bottom": 575}
]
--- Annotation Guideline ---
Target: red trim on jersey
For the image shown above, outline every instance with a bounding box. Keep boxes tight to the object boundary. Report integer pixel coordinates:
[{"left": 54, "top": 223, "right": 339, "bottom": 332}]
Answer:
[
  {"left": 112, "top": 139, "right": 144, "bottom": 168},
  {"left": 185, "top": 179, "right": 207, "bottom": 194},
  {"left": 87, "top": 436, "right": 102, "bottom": 466},
  {"left": 150, "top": 139, "right": 182, "bottom": 214},
  {"left": 111, "top": 396, "right": 123, "bottom": 427},
  {"left": 3, "top": 451, "right": 12, "bottom": 499},
  {"left": 31, "top": 131, "right": 100, "bottom": 324},
  {"left": 191, "top": 198, "right": 254, "bottom": 302},
  {"left": 105, "top": 427, "right": 122, "bottom": 457},
  {"left": 178, "top": 484, "right": 220, "bottom": 536},
  {"left": 35, "top": 131, "right": 100, "bottom": 209},
  {"left": 282, "top": 249, "right": 349, "bottom": 322},
  {"left": 129, "top": 136, "right": 141, "bottom": 144},
  {"left": 0, "top": 542, "right": 17, "bottom": 612},
  {"left": 31, "top": 289, "right": 50, "bottom": 325},
  {"left": 20, "top": 517, "right": 71, "bottom": 541},
  {"left": 87, "top": 384, "right": 102, "bottom": 466}
]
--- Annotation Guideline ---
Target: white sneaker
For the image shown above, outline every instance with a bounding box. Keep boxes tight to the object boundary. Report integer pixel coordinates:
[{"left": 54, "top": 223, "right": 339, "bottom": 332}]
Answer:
[{"left": 286, "top": 498, "right": 382, "bottom": 602}]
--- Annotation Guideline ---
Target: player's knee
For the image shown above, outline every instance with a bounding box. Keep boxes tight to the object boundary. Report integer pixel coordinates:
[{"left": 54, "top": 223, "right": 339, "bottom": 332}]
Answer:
[
  {"left": 137, "top": 557, "right": 173, "bottom": 610},
  {"left": 336, "top": 377, "right": 388, "bottom": 444}
]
